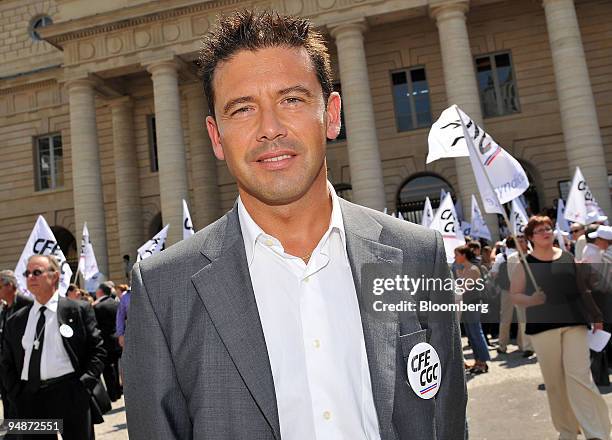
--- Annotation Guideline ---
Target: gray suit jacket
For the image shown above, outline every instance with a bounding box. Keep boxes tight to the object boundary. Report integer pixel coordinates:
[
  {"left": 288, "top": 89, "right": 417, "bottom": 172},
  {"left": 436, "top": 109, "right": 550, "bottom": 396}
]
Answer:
[{"left": 124, "top": 199, "right": 467, "bottom": 439}]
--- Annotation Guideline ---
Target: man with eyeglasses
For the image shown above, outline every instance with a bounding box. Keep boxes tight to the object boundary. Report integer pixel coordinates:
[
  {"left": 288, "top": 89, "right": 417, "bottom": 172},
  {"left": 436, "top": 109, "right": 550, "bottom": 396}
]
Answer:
[
  {"left": 0, "top": 255, "right": 106, "bottom": 439},
  {"left": 0, "top": 270, "right": 32, "bottom": 420}
]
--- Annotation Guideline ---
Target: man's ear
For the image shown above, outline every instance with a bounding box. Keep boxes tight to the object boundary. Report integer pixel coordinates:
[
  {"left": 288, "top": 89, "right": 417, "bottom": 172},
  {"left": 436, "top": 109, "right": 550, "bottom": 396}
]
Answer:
[
  {"left": 206, "top": 115, "right": 225, "bottom": 160},
  {"left": 325, "top": 92, "right": 342, "bottom": 140}
]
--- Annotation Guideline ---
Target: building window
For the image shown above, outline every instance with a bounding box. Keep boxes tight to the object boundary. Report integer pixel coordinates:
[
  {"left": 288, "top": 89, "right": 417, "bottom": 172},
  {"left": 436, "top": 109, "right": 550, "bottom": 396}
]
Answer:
[
  {"left": 391, "top": 67, "right": 432, "bottom": 132},
  {"left": 28, "top": 15, "right": 53, "bottom": 42},
  {"left": 147, "top": 115, "right": 158, "bottom": 172},
  {"left": 328, "top": 83, "right": 346, "bottom": 142},
  {"left": 34, "top": 133, "right": 63, "bottom": 191},
  {"left": 475, "top": 52, "right": 520, "bottom": 118}
]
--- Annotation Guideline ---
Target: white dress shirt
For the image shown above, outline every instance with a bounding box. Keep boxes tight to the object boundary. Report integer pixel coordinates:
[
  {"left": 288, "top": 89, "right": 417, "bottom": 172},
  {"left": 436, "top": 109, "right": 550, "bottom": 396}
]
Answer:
[
  {"left": 21, "top": 291, "right": 74, "bottom": 381},
  {"left": 581, "top": 243, "right": 603, "bottom": 264},
  {"left": 238, "top": 183, "right": 381, "bottom": 440}
]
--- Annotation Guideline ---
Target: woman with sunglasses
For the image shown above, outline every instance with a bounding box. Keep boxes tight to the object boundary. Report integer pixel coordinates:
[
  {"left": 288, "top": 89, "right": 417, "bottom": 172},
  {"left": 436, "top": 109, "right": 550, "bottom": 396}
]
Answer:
[{"left": 510, "top": 215, "right": 610, "bottom": 440}]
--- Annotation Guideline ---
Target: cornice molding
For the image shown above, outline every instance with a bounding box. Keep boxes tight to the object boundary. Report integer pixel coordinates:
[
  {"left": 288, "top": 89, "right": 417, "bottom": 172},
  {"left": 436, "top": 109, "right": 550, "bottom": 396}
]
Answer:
[
  {"left": 0, "top": 79, "right": 59, "bottom": 96},
  {"left": 38, "top": 0, "right": 254, "bottom": 46}
]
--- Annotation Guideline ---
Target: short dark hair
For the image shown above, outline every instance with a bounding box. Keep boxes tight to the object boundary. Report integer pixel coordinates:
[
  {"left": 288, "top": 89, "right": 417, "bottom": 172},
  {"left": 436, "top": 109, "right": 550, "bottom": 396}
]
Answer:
[
  {"left": 524, "top": 215, "right": 553, "bottom": 240},
  {"left": 199, "top": 9, "right": 333, "bottom": 117},
  {"left": 97, "top": 282, "right": 113, "bottom": 297},
  {"left": 505, "top": 236, "right": 516, "bottom": 249},
  {"left": 586, "top": 224, "right": 599, "bottom": 244},
  {"left": 467, "top": 240, "right": 481, "bottom": 251},
  {"left": 455, "top": 245, "right": 475, "bottom": 262}
]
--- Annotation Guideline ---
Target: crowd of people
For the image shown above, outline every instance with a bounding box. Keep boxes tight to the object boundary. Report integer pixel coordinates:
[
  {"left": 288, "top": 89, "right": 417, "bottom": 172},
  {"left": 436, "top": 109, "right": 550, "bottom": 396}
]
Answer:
[{"left": 454, "top": 211, "right": 612, "bottom": 439}]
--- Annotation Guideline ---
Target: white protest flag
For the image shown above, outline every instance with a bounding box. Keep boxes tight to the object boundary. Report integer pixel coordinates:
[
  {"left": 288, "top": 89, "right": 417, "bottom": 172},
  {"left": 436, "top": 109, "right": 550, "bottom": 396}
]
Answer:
[
  {"left": 461, "top": 221, "right": 472, "bottom": 237},
  {"left": 77, "top": 222, "right": 99, "bottom": 280},
  {"left": 421, "top": 197, "right": 434, "bottom": 228},
  {"left": 455, "top": 199, "right": 464, "bottom": 222},
  {"left": 555, "top": 228, "right": 568, "bottom": 251},
  {"left": 556, "top": 199, "right": 570, "bottom": 233},
  {"left": 470, "top": 194, "right": 492, "bottom": 241},
  {"left": 429, "top": 193, "right": 465, "bottom": 263},
  {"left": 440, "top": 188, "right": 447, "bottom": 201},
  {"left": 510, "top": 197, "right": 529, "bottom": 236},
  {"left": 182, "top": 199, "right": 195, "bottom": 240},
  {"left": 564, "top": 167, "right": 600, "bottom": 225},
  {"left": 15, "top": 216, "right": 73, "bottom": 297},
  {"left": 428, "top": 105, "right": 530, "bottom": 213},
  {"left": 137, "top": 224, "right": 170, "bottom": 262}
]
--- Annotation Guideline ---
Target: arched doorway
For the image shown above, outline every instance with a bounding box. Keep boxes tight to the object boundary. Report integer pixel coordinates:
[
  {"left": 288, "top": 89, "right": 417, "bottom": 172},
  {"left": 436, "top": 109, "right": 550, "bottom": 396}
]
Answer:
[
  {"left": 148, "top": 212, "right": 163, "bottom": 238},
  {"left": 396, "top": 173, "right": 454, "bottom": 223},
  {"left": 50, "top": 226, "right": 77, "bottom": 274}
]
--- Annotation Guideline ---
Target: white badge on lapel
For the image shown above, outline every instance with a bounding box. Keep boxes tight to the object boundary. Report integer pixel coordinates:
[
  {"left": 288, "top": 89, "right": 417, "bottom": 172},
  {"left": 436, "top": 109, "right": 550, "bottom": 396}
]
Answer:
[
  {"left": 407, "top": 342, "right": 441, "bottom": 400},
  {"left": 59, "top": 324, "right": 74, "bottom": 338}
]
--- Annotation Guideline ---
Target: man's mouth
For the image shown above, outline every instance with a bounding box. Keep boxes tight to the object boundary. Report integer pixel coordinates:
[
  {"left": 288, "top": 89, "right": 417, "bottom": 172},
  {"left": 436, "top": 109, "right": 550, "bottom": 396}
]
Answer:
[
  {"left": 259, "top": 154, "right": 293, "bottom": 163},
  {"left": 254, "top": 150, "right": 297, "bottom": 169}
]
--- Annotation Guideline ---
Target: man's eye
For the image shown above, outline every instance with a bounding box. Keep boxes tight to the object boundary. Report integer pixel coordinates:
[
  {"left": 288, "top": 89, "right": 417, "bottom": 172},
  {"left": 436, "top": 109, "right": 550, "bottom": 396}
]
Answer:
[
  {"left": 231, "top": 107, "right": 252, "bottom": 116},
  {"left": 284, "top": 97, "right": 303, "bottom": 105}
]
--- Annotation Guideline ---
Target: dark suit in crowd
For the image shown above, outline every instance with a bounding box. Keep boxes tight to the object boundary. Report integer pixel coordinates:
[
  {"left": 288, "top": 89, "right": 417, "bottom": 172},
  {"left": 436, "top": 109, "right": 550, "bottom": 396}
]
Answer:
[
  {"left": 93, "top": 295, "right": 122, "bottom": 401},
  {"left": 0, "top": 295, "right": 106, "bottom": 440},
  {"left": 0, "top": 293, "right": 33, "bottom": 419}
]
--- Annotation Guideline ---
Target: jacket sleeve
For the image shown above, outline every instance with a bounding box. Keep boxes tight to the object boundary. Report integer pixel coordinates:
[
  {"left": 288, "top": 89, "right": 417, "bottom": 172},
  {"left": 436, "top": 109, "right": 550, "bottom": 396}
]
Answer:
[
  {"left": 79, "top": 302, "right": 107, "bottom": 389},
  {"left": 116, "top": 296, "right": 127, "bottom": 337},
  {"left": 123, "top": 263, "right": 192, "bottom": 440},
  {"left": 429, "top": 231, "right": 468, "bottom": 440},
  {"left": 0, "top": 317, "right": 22, "bottom": 403}
]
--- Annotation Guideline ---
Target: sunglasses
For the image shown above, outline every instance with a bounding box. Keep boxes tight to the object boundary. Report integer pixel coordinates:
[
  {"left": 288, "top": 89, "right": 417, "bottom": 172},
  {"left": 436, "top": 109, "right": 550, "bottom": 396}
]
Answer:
[
  {"left": 570, "top": 229, "right": 582, "bottom": 233},
  {"left": 533, "top": 227, "right": 553, "bottom": 235},
  {"left": 22, "top": 269, "right": 51, "bottom": 278}
]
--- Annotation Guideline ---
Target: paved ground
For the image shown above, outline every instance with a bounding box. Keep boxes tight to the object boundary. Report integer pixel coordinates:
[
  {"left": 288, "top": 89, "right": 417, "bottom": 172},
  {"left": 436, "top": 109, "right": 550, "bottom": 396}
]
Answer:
[
  {"left": 52, "top": 340, "right": 612, "bottom": 439},
  {"left": 465, "top": 340, "right": 612, "bottom": 440}
]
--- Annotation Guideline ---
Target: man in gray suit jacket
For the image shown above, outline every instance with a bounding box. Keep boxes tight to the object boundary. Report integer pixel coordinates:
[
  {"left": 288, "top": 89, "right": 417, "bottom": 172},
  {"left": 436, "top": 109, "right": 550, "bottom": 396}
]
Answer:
[{"left": 124, "top": 10, "right": 466, "bottom": 440}]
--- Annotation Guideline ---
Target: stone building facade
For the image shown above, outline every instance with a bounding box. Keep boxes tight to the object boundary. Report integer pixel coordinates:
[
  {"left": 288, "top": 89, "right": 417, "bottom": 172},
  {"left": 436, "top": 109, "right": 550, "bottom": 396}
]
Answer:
[{"left": 1, "top": 0, "right": 611, "bottom": 282}]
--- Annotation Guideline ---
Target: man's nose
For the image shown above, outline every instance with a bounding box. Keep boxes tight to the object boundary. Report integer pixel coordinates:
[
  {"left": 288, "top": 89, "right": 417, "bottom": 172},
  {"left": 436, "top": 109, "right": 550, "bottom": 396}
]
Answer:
[{"left": 256, "top": 107, "right": 287, "bottom": 142}]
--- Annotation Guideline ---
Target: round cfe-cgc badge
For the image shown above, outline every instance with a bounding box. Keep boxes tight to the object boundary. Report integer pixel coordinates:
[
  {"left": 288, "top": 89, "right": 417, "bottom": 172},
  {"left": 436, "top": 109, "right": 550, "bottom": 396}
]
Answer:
[
  {"left": 407, "top": 342, "right": 441, "bottom": 400},
  {"left": 59, "top": 324, "right": 74, "bottom": 338}
]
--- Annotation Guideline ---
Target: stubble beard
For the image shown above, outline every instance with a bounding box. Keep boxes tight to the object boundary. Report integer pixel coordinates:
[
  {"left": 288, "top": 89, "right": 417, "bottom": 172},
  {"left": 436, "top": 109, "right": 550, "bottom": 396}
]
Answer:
[{"left": 237, "top": 139, "right": 326, "bottom": 206}]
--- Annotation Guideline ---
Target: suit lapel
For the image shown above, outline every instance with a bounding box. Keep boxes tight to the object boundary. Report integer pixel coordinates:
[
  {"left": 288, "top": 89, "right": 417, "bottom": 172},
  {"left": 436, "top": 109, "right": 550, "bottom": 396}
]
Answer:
[
  {"left": 191, "top": 207, "right": 280, "bottom": 440},
  {"left": 340, "top": 199, "right": 404, "bottom": 440},
  {"left": 13, "top": 305, "right": 31, "bottom": 374},
  {"left": 57, "top": 297, "right": 79, "bottom": 370}
]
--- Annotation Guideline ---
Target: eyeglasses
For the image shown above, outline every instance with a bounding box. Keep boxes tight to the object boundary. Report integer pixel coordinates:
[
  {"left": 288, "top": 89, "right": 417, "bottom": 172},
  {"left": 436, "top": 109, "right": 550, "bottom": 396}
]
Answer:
[
  {"left": 23, "top": 269, "right": 51, "bottom": 278},
  {"left": 533, "top": 227, "right": 553, "bottom": 235}
]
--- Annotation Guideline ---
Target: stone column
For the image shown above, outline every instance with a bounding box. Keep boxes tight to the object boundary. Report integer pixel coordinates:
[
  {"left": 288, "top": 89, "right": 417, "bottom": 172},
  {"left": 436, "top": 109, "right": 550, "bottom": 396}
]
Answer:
[
  {"left": 66, "top": 78, "right": 108, "bottom": 276},
  {"left": 146, "top": 60, "right": 190, "bottom": 245},
  {"left": 330, "top": 21, "right": 386, "bottom": 211},
  {"left": 184, "top": 84, "right": 220, "bottom": 229},
  {"left": 543, "top": 0, "right": 611, "bottom": 216},
  {"left": 109, "top": 97, "right": 143, "bottom": 265},
  {"left": 431, "top": 0, "right": 499, "bottom": 236}
]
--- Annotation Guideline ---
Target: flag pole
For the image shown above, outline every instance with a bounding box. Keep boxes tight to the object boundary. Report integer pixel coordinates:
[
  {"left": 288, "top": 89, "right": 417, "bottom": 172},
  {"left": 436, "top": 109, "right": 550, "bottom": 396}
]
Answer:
[
  {"left": 72, "top": 266, "right": 81, "bottom": 290},
  {"left": 455, "top": 107, "right": 540, "bottom": 292}
]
